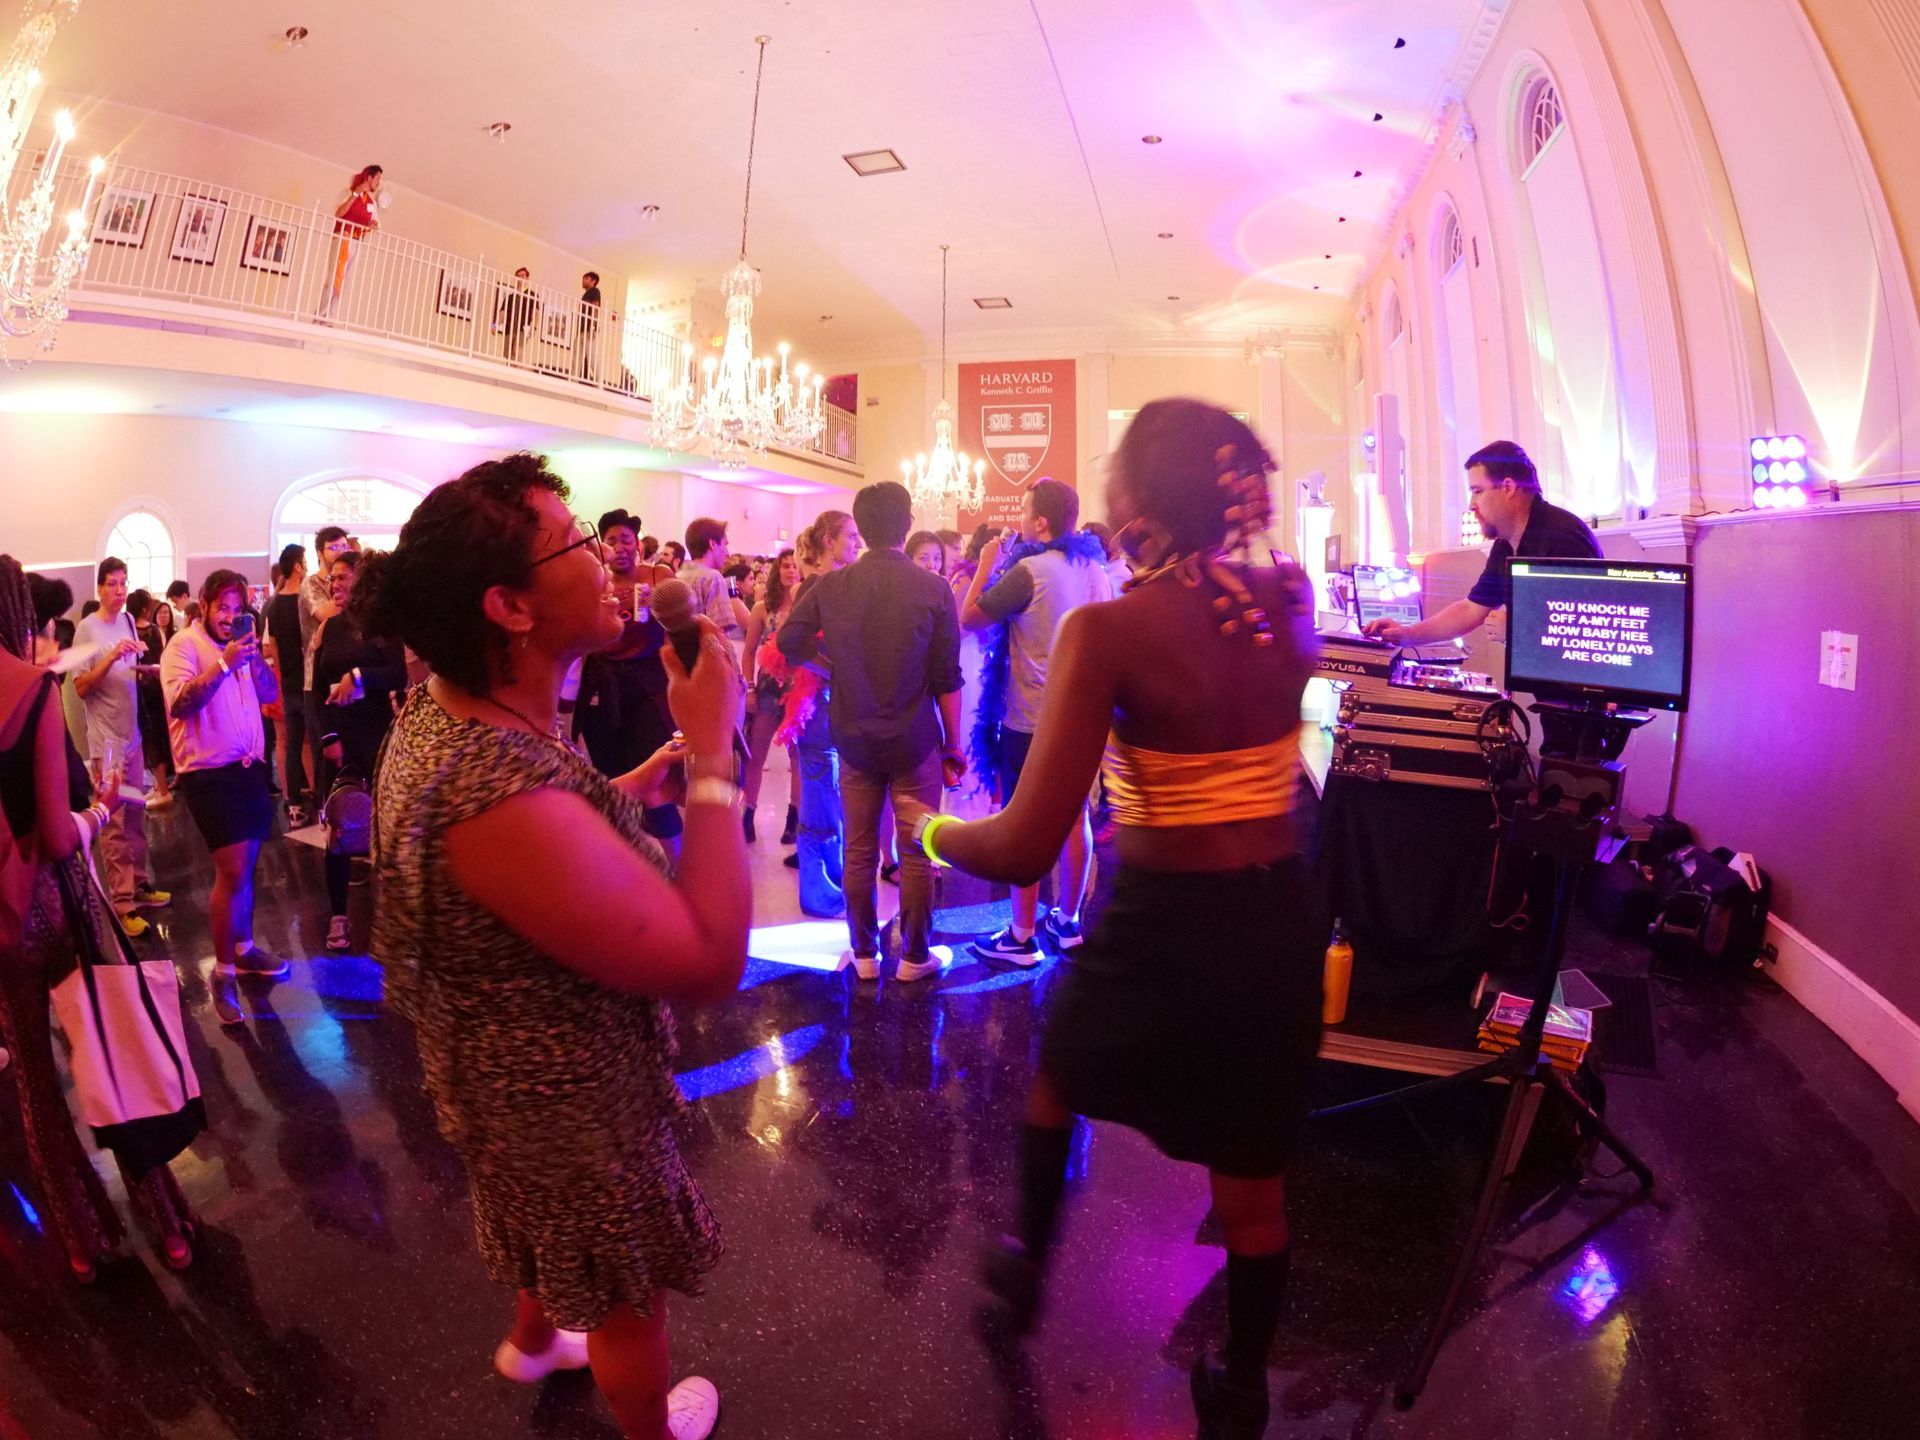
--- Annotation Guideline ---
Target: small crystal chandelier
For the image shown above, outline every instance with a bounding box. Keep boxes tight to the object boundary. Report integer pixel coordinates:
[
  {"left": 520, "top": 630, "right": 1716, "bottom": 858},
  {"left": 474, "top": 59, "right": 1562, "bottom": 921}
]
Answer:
[
  {"left": 650, "top": 35, "right": 824, "bottom": 468},
  {"left": 1, "top": 0, "right": 105, "bottom": 365},
  {"left": 903, "top": 245, "right": 984, "bottom": 520}
]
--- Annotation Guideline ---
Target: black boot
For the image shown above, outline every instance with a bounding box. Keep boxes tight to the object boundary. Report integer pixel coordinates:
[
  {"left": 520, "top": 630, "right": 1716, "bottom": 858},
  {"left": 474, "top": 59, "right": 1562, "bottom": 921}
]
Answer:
[
  {"left": 743, "top": 806, "right": 757, "bottom": 843},
  {"left": 981, "top": 1123, "right": 1075, "bottom": 1334},
  {"left": 1192, "top": 1249, "right": 1290, "bottom": 1439},
  {"left": 780, "top": 805, "right": 799, "bottom": 845}
]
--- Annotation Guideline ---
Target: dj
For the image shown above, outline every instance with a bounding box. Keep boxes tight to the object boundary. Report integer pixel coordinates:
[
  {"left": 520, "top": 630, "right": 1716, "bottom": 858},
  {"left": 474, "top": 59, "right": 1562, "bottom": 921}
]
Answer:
[{"left": 1362, "top": 441, "right": 1598, "bottom": 646}]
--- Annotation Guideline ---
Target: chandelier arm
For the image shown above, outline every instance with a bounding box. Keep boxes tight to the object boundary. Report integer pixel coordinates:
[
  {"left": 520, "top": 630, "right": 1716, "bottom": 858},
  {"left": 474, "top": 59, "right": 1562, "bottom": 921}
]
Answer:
[{"left": 740, "top": 36, "right": 768, "bottom": 262}]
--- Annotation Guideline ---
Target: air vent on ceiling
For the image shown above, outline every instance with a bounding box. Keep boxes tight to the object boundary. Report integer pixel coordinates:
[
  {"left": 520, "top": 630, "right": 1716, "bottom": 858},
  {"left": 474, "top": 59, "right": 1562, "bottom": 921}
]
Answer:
[
  {"left": 843, "top": 148, "right": 906, "bottom": 176},
  {"left": 973, "top": 296, "right": 1013, "bottom": 310}
]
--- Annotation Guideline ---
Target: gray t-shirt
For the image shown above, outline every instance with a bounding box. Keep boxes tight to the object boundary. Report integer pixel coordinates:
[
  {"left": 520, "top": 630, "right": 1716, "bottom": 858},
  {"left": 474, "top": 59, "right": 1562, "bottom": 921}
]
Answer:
[
  {"left": 978, "top": 549, "right": 1113, "bottom": 733},
  {"left": 73, "top": 609, "right": 143, "bottom": 758}
]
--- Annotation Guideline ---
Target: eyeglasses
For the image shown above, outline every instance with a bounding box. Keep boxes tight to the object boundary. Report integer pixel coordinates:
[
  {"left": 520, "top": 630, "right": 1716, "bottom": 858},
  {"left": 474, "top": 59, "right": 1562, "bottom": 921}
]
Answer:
[{"left": 524, "top": 515, "right": 602, "bottom": 573}]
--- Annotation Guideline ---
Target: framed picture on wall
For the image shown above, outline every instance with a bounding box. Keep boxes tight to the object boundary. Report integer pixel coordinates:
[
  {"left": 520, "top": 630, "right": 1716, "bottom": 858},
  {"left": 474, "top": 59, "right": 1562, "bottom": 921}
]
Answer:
[
  {"left": 239, "top": 214, "right": 295, "bottom": 275},
  {"left": 169, "top": 194, "right": 227, "bottom": 264},
  {"left": 541, "top": 307, "right": 572, "bottom": 349},
  {"left": 91, "top": 186, "right": 155, "bottom": 248},
  {"left": 436, "top": 268, "right": 476, "bottom": 321}
]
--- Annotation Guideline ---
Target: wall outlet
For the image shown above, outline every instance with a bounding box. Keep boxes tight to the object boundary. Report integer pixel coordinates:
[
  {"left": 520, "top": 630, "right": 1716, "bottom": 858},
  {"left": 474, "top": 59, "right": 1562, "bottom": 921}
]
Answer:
[{"left": 1818, "top": 630, "right": 1858, "bottom": 690}]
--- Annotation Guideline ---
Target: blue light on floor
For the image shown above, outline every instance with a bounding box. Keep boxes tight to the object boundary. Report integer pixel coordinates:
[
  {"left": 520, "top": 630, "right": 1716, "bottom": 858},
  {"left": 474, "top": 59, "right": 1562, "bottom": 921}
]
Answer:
[
  {"left": 937, "top": 965, "right": 1046, "bottom": 996},
  {"left": 1560, "top": 1244, "right": 1621, "bottom": 1325},
  {"left": 677, "top": 1024, "right": 827, "bottom": 1101},
  {"left": 10, "top": 1182, "right": 43, "bottom": 1233}
]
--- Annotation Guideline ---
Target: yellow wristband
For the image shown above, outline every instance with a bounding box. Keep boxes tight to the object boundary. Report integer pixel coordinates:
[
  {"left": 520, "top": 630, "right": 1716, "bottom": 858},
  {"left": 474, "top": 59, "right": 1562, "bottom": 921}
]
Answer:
[{"left": 918, "top": 812, "right": 961, "bottom": 869}]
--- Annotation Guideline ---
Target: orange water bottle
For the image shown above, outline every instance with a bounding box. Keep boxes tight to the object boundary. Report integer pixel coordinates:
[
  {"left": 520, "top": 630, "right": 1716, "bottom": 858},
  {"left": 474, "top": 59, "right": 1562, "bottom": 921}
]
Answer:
[{"left": 1322, "top": 921, "right": 1353, "bottom": 1026}]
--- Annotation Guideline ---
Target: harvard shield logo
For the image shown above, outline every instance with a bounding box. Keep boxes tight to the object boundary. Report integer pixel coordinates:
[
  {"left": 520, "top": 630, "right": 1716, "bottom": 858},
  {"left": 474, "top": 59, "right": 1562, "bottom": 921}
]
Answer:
[{"left": 980, "top": 404, "right": 1052, "bottom": 487}]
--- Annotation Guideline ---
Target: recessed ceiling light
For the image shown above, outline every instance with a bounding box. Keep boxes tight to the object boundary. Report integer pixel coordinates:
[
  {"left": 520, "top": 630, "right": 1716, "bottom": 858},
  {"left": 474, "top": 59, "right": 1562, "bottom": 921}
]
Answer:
[
  {"left": 1157, "top": 231, "right": 1173, "bottom": 239},
  {"left": 488, "top": 121, "right": 512, "bottom": 141},
  {"left": 1353, "top": 169, "right": 1363, "bottom": 178},
  {"left": 818, "top": 314, "right": 834, "bottom": 323},
  {"left": 284, "top": 26, "right": 309, "bottom": 47},
  {"left": 1324, "top": 254, "right": 1332, "bottom": 259},
  {"left": 638, "top": 203, "right": 660, "bottom": 220},
  {"left": 1372, "top": 112, "right": 1384, "bottom": 122},
  {"left": 1141, "top": 134, "right": 1163, "bottom": 145},
  {"left": 973, "top": 296, "right": 1013, "bottom": 309},
  {"left": 843, "top": 148, "right": 906, "bottom": 176},
  {"left": 1394, "top": 37, "right": 1407, "bottom": 49},
  {"left": 1167, "top": 295, "right": 1180, "bottom": 301},
  {"left": 1313, "top": 285, "right": 1321, "bottom": 290},
  {"left": 1338, "top": 216, "right": 1348, "bottom": 223}
]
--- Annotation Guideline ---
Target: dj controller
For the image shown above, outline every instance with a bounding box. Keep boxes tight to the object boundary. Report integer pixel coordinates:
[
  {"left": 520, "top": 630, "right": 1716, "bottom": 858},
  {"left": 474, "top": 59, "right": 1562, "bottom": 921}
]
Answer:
[{"left": 1315, "top": 634, "right": 1517, "bottom": 790}]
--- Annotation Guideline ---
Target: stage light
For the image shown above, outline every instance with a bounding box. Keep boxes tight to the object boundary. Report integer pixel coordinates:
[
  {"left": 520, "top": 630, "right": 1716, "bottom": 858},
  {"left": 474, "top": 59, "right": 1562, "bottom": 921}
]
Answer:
[{"left": 1748, "top": 434, "right": 1812, "bottom": 512}]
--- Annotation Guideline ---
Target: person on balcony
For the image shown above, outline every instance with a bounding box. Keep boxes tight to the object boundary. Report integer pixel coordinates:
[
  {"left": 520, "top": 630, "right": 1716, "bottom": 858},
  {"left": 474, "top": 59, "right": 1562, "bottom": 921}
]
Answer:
[
  {"left": 495, "top": 268, "right": 540, "bottom": 366},
  {"left": 316, "top": 164, "right": 382, "bottom": 323},
  {"left": 577, "top": 272, "right": 603, "bottom": 384}
]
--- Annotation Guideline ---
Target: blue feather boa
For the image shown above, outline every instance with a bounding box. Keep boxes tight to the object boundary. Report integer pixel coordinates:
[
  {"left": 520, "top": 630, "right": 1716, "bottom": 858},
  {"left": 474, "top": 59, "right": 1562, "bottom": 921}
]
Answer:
[{"left": 968, "top": 530, "right": 1110, "bottom": 798}]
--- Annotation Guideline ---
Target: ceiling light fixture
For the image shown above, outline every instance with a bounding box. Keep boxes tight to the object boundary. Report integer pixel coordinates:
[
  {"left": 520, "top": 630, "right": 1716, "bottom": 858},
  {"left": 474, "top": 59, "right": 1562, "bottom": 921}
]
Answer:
[
  {"left": 650, "top": 36, "right": 824, "bottom": 467},
  {"left": 1394, "top": 37, "right": 1407, "bottom": 49},
  {"left": 973, "top": 296, "right": 1012, "bottom": 309},
  {"left": 1141, "top": 134, "right": 1163, "bottom": 145},
  {"left": 284, "top": 25, "right": 309, "bottom": 47},
  {"left": 1372, "top": 111, "right": 1383, "bottom": 122},
  {"left": 488, "top": 121, "right": 511, "bottom": 141},
  {"left": 1157, "top": 231, "right": 1173, "bottom": 239},
  {"left": 842, "top": 148, "right": 906, "bottom": 176},
  {"left": 1, "top": 0, "right": 108, "bottom": 365},
  {"left": 902, "top": 244, "right": 985, "bottom": 522},
  {"left": 638, "top": 203, "right": 660, "bottom": 219}
]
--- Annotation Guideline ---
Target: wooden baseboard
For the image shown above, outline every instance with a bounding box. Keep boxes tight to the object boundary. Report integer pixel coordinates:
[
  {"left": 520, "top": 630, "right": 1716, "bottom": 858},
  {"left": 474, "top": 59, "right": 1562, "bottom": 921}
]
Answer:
[{"left": 1767, "top": 916, "right": 1920, "bottom": 1123}]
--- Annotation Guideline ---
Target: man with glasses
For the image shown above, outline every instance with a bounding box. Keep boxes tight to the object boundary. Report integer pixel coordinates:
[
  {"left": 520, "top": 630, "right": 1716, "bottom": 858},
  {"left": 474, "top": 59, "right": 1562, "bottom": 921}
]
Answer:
[{"left": 1363, "top": 440, "right": 1598, "bottom": 647}]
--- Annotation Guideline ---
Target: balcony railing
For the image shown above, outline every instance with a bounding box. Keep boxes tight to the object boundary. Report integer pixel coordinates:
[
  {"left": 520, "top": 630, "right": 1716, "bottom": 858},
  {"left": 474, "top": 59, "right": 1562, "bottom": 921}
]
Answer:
[{"left": 17, "top": 160, "right": 857, "bottom": 466}]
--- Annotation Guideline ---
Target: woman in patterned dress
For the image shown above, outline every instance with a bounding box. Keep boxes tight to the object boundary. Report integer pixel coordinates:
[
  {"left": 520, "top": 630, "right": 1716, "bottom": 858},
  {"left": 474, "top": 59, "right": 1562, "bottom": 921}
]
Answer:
[{"left": 352, "top": 454, "right": 749, "bottom": 1440}]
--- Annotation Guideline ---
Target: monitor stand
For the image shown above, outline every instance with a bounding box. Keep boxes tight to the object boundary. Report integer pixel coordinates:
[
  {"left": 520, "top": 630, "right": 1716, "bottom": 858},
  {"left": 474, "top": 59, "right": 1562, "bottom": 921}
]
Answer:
[{"left": 1527, "top": 698, "right": 1656, "bottom": 761}]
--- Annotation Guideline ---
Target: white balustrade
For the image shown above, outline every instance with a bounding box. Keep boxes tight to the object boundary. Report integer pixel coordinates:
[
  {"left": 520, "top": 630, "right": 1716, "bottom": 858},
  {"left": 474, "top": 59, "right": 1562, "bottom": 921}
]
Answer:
[{"left": 9, "top": 159, "right": 856, "bottom": 465}]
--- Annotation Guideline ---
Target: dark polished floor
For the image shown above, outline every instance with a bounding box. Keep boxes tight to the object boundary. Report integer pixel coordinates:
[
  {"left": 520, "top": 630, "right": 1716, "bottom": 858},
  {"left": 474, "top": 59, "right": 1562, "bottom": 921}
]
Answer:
[{"left": 3, "top": 795, "right": 1919, "bottom": 1440}]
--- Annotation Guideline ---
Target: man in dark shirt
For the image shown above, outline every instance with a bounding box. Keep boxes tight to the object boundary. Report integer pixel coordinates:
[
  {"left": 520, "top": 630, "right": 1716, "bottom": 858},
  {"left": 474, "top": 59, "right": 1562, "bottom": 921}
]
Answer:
[
  {"left": 1364, "top": 439, "right": 1599, "bottom": 645},
  {"left": 780, "top": 481, "right": 966, "bottom": 984},
  {"left": 577, "top": 270, "right": 602, "bottom": 383}
]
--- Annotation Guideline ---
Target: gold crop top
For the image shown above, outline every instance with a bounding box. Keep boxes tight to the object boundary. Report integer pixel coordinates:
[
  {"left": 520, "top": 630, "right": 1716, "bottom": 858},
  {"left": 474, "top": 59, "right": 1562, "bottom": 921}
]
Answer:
[{"left": 1100, "top": 731, "right": 1300, "bottom": 829}]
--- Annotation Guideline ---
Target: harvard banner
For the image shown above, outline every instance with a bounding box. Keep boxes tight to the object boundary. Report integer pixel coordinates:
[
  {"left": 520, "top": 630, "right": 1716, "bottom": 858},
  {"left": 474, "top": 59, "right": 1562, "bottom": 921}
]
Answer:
[{"left": 957, "top": 360, "right": 1077, "bottom": 532}]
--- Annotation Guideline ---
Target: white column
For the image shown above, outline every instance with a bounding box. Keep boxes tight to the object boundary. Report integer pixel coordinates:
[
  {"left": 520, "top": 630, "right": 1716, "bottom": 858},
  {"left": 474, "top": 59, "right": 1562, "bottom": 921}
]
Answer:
[{"left": 1079, "top": 352, "right": 1112, "bottom": 524}]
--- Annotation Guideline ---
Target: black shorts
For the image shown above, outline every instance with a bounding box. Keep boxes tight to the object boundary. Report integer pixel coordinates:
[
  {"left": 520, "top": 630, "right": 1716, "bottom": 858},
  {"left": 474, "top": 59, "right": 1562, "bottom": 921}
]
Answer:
[
  {"left": 997, "top": 726, "right": 1035, "bottom": 803},
  {"left": 179, "top": 761, "right": 274, "bottom": 851}
]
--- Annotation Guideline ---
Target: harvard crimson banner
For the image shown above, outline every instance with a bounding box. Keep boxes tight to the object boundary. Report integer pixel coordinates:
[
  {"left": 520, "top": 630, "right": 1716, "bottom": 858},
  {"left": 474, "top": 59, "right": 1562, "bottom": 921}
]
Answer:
[{"left": 957, "top": 360, "right": 1077, "bottom": 532}]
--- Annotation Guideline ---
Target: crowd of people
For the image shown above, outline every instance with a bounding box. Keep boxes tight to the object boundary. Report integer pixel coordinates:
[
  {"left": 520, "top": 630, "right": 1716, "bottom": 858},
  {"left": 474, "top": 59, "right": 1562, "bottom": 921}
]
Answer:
[{"left": 0, "top": 398, "right": 1328, "bottom": 1440}]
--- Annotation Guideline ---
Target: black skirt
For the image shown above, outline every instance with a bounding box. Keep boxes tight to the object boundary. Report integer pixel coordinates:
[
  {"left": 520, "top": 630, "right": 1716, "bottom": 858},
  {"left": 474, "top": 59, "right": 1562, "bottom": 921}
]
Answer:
[{"left": 1041, "top": 858, "right": 1328, "bottom": 1178}]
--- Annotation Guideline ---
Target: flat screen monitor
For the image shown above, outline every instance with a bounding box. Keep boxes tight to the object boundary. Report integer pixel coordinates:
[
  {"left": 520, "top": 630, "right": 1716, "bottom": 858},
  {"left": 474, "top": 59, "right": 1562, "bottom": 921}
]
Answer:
[
  {"left": 1352, "top": 564, "right": 1422, "bottom": 630},
  {"left": 1505, "top": 557, "right": 1692, "bottom": 712}
]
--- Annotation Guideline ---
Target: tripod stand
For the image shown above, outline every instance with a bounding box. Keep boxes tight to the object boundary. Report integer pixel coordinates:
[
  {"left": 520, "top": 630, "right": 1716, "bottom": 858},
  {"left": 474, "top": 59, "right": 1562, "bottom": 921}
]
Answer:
[{"left": 1313, "top": 710, "right": 1657, "bottom": 1408}]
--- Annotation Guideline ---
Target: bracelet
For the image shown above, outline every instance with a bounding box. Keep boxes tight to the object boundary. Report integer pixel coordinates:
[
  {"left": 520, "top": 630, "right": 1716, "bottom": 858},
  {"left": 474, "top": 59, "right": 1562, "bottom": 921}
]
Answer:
[
  {"left": 686, "top": 777, "right": 742, "bottom": 810},
  {"left": 917, "top": 812, "right": 962, "bottom": 869},
  {"left": 216, "top": 655, "right": 230, "bottom": 676}
]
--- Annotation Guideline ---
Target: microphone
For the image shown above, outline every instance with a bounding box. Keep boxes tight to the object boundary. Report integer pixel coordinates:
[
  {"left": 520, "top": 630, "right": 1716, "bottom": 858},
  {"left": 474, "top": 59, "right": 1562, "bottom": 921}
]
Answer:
[{"left": 650, "top": 577, "right": 704, "bottom": 673}]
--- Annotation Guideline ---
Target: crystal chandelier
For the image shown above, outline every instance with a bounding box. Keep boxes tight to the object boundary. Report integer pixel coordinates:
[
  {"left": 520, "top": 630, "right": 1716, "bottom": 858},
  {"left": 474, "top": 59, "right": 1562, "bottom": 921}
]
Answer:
[
  {"left": 650, "top": 35, "right": 824, "bottom": 468},
  {"left": 902, "top": 245, "right": 985, "bottom": 520},
  {"left": 1, "top": 0, "right": 105, "bottom": 364}
]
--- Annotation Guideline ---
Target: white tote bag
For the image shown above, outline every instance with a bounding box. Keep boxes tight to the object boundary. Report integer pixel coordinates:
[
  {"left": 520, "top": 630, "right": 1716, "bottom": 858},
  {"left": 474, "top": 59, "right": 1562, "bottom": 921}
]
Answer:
[{"left": 47, "top": 856, "right": 205, "bottom": 1172}]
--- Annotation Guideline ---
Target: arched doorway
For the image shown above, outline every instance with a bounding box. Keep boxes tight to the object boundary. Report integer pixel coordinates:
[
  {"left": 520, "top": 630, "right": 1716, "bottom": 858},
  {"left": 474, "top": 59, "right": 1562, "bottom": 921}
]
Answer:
[{"left": 272, "top": 471, "right": 429, "bottom": 560}]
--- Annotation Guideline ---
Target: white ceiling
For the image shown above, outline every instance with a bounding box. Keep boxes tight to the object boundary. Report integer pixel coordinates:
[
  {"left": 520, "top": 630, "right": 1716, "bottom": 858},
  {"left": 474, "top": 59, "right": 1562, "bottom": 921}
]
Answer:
[{"left": 44, "top": 0, "right": 1487, "bottom": 358}]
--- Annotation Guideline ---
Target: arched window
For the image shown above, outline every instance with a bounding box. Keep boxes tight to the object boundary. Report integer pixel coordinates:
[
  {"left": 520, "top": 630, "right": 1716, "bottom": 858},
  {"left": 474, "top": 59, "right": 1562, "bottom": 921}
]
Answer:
[
  {"left": 1384, "top": 290, "right": 1405, "bottom": 346},
  {"left": 1439, "top": 209, "right": 1465, "bottom": 277},
  {"left": 1510, "top": 64, "right": 1625, "bottom": 517},
  {"left": 273, "top": 473, "right": 427, "bottom": 560},
  {"left": 1521, "top": 76, "right": 1565, "bottom": 170},
  {"left": 105, "top": 509, "right": 178, "bottom": 596}
]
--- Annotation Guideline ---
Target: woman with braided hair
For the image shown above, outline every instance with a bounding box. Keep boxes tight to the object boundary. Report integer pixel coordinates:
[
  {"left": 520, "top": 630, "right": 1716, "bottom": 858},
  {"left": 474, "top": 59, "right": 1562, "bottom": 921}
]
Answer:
[
  {"left": 916, "top": 399, "right": 1323, "bottom": 1439},
  {"left": 0, "top": 557, "right": 197, "bottom": 1281}
]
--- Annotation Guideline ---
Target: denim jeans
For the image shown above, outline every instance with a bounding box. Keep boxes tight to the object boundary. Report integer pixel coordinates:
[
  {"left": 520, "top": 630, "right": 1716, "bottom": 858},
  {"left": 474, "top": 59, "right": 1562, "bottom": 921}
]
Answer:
[
  {"left": 796, "top": 730, "right": 845, "bottom": 919},
  {"left": 840, "top": 751, "right": 944, "bottom": 961}
]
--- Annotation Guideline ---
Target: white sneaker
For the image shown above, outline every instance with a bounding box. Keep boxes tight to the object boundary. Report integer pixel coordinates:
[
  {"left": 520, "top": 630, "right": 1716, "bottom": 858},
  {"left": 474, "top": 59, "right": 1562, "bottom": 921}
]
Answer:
[
  {"left": 492, "top": 1328, "right": 589, "bottom": 1383},
  {"left": 895, "top": 945, "right": 954, "bottom": 984},
  {"left": 325, "top": 915, "right": 351, "bottom": 951},
  {"left": 667, "top": 1376, "right": 720, "bottom": 1440},
  {"left": 839, "top": 948, "right": 881, "bottom": 981}
]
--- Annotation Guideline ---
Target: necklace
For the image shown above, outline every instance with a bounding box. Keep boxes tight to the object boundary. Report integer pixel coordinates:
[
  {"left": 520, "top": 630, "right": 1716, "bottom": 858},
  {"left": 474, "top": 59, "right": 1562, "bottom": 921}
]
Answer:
[{"left": 481, "top": 692, "right": 561, "bottom": 742}]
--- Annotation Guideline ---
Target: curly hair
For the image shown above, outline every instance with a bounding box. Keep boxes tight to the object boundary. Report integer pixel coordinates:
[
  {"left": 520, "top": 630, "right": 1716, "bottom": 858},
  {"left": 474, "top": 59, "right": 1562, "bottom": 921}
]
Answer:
[
  {"left": 349, "top": 451, "right": 568, "bottom": 695},
  {"left": 0, "top": 556, "right": 34, "bottom": 660},
  {"left": 1113, "top": 399, "right": 1275, "bottom": 557}
]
